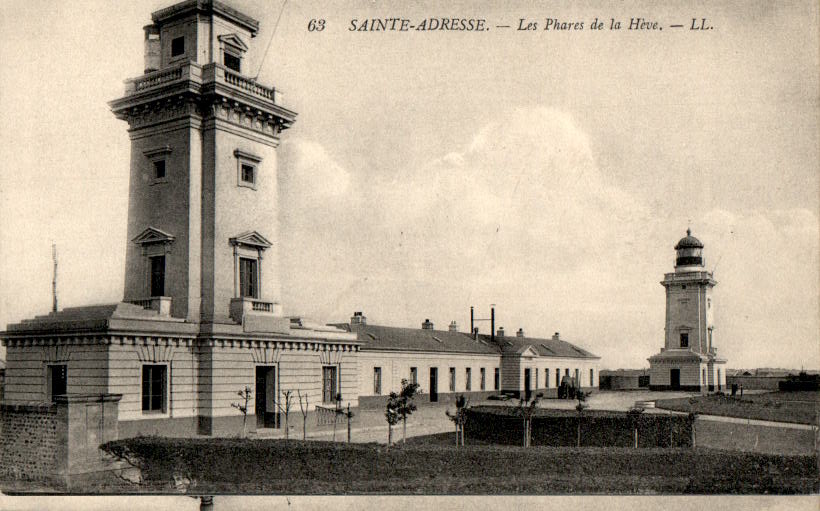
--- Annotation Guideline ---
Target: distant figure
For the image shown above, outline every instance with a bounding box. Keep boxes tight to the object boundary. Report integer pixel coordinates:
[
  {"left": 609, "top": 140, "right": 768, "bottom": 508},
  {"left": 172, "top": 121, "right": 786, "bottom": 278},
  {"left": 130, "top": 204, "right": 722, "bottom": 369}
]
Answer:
[
  {"left": 731, "top": 383, "right": 737, "bottom": 396},
  {"left": 739, "top": 384, "right": 743, "bottom": 397}
]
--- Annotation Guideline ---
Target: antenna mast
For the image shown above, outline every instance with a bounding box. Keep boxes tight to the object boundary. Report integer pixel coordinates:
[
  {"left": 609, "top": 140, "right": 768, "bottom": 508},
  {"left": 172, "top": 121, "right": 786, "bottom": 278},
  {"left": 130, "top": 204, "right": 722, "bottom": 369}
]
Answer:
[{"left": 52, "top": 242, "right": 58, "bottom": 312}]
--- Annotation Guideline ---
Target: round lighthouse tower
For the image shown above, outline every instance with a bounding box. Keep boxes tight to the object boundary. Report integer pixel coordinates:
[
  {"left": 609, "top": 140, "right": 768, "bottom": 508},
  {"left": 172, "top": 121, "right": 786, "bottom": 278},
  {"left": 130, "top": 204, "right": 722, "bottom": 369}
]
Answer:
[{"left": 648, "top": 229, "right": 727, "bottom": 392}]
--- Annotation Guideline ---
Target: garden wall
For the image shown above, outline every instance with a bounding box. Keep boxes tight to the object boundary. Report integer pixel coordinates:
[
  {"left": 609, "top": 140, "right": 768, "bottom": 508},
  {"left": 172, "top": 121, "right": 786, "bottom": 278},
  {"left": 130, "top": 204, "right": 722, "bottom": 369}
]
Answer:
[
  {"left": 0, "top": 402, "right": 64, "bottom": 482},
  {"left": 463, "top": 407, "right": 694, "bottom": 448},
  {"left": 0, "top": 394, "right": 122, "bottom": 487}
]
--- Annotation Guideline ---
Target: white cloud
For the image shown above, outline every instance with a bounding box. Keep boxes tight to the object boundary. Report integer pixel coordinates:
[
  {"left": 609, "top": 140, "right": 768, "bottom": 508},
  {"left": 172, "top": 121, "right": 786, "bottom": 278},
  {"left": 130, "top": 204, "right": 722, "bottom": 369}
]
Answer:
[{"left": 279, "top": 107, "right": 819, "bottom": 370}]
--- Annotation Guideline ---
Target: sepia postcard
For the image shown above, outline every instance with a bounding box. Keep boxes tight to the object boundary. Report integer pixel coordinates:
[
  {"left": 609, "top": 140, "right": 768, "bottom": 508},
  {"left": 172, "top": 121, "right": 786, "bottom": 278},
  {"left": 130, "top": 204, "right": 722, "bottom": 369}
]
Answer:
[{"left": 0, "top": 0, "right": 817, "bottom": 510}]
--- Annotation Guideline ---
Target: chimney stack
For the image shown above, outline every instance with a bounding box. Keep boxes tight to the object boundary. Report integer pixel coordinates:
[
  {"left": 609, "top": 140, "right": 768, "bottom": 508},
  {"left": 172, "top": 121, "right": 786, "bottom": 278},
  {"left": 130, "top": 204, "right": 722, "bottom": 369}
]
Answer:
[
  {"left": 497, "top": 326, "right": 505, "bottom": 338},
  {"left": 351, "top": 311, "right": 366, "bottom": 326},
  {"left": 422, "top": 319, "right": 434, "bottom": 330},
  {"left": 143, "top": 25, "right": 160, "bottom": 74},
  {"left": 516, "top": 328, "right": 524, "bottom": 337},
  {"left": 473, "top": 327, "right": 479, "bottom": 340},
  {"left": 448, "top": 321, "right": 458, "bottom": 332},
  {"left": 552, "top": 332, "right": 560, "bottom": 341}
]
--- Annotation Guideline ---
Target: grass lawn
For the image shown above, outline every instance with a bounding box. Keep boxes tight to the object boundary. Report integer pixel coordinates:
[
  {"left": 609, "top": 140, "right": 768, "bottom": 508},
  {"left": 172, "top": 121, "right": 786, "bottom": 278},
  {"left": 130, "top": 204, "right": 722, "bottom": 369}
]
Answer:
[
  {"left": 96, "top": 436, "right": 819, "bottom": 495},
  {"left": 656, "top": 391, "right": 819, "bottom": 425}
]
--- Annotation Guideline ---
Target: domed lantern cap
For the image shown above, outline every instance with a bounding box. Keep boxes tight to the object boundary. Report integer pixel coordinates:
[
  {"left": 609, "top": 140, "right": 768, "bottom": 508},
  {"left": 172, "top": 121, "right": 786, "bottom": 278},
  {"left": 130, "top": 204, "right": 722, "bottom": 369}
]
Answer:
[{"left": 674, "top": 228, "right": 704, "bottom": 250}]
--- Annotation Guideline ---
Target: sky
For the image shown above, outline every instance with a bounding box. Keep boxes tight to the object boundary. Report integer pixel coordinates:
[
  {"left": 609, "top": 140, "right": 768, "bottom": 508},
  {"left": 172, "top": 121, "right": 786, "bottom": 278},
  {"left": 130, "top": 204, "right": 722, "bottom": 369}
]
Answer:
[{"left": 0, "top": 0, "right": 817, "bottom": 370}]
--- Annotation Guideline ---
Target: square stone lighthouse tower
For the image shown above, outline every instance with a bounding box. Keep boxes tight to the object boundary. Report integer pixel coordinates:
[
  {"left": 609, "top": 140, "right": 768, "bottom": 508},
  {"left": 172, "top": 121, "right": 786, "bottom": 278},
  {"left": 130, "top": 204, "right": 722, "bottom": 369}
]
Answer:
[
  {"left": 2, "top": 0, "right": 360, "bottom": 439},
  {"left": 110, "top": 0, "right": 296, "bottom": 324},
  {"left": 648, "top": 229, "right": 727, "bottom": 391}
]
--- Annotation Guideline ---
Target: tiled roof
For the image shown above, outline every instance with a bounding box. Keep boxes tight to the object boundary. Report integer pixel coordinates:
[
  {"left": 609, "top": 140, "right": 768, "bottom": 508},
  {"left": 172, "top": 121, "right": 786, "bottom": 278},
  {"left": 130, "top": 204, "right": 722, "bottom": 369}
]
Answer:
[
  {"left": 487, "top": 335, "right": 600, "bottom": 359},
  {"left": 332, "top": 322, "right": 600, "bottom": 359},
  {"left": 334, "top": 324, "right": 500, "bottom": 355}
]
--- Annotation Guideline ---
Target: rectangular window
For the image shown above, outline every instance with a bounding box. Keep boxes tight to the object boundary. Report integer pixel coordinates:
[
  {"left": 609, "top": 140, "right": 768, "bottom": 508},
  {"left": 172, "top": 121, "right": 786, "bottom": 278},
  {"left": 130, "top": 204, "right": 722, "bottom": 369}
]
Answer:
[
  {"left": 47, "top": 364, "right": 67, "bottom": 403},
  {"left": 545, "top": 368, "right": 550, "bottom": 388},
  {"left": 239, "top": 257, "right": 258, "bottom": 298},
  {"left": 373, "top": 367, "right": 382, "bottom": 395},
  {"left": 224, "top": 52, "right": 241, "bottom": 72},
  {"left": 171, "top": 36, "right": 185, "bottom": 57},
  {"left": 680, "top": 332, "right": 689, "bottom": 348},
  {"left": 480, "top": 368, "right": 486, "bottom": 391},
  {"left": 575, "top": 368, "right": 580, "bottom": 386},
  {"left": 449, "top": 367, "right": 456, "bottom": 391},
  {"left": 142, "top": 364, "right": 167, "bottom": 413},
  {"left": 555, "top": 369, "right": 560, "bottom": 387},
  {"left": 465, "top": 368, "right": 471, "bottom": 391},
  {"left": 494, "top": 367, "right": 499, "bottom": 390},
  {"left": 322, "top": 366, "right": 338, "bottom": 403},
  {"left": 150, "top": 255, "right": 165, "bottom": 296},
  {"left": 534, "top": 368, "right": 539, "bottom": 389},
  {"left": 240, "top": 163, "right": 255, "bottom": 185},
  {"left": 410, "top": 367, "right": 417, "bottom": 386},
  {"left": 590, "top": 368, "right": 595, "bottom": 387},
  {"left": 153, "top": 159, "right": 166, "bottom": 179}
]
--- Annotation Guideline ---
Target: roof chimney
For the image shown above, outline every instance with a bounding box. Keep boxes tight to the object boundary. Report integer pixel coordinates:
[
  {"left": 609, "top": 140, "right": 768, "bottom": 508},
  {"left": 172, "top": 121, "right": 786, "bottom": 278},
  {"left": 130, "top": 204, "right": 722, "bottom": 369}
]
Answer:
[
  {"left": 552, "top": 332, "right": 560, "bottom": 341},
  {"left": 497, "top": 326, "right": 505, "bottom": 338},
  {"left": 516, "top": 328, "right": 524, "bottom": 337},
  {"left": 448, "top": 321, "right": 458, "bottom": 332},
  {"left": 422, "top": 319, "right": 434, "bottom": 330},
  {"left": 351, "top": 311, "right": 366, "bottom": 326},
  {"left": 473, "top": 327, "right": 479, "bottom": 340}
]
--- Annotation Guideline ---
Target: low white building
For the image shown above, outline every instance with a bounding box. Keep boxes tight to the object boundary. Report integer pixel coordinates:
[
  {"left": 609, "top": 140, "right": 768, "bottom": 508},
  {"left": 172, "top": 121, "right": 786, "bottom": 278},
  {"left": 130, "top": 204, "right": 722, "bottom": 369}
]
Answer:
[{"left": 337, "top": 314, "right": 600, "bottom": 406}]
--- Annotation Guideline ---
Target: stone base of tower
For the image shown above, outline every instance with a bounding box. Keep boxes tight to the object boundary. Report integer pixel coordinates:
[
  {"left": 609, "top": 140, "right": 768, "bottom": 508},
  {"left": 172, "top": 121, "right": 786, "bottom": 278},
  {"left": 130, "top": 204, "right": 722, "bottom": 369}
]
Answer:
[{"left": 648, "top": 349, "right": 728, "bottom": 392}]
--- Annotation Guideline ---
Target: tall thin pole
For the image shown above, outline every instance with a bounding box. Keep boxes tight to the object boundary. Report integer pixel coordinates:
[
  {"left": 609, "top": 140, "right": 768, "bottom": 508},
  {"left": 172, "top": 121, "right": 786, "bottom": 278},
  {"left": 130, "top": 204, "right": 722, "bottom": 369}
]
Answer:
[
  {"left": 52, "top": 242, "right": 58, "bottom": 312},
  {"left": 490, "top": 305, "right": 495, "bottom": 343}
]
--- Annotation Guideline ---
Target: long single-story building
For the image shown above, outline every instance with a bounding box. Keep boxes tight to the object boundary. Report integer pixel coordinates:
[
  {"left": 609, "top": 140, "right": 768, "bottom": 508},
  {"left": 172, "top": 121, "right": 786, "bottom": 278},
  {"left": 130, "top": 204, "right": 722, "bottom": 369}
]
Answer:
[{"left": 339, "top": 314, "right": 599, "bottom": 406}]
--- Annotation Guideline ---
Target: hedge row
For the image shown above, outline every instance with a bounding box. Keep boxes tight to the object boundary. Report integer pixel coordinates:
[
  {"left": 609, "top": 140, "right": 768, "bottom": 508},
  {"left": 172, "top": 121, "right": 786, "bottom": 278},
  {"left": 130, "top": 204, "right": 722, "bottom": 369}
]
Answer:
[
  {"left": 463, "top": 407, "right": 694, "bottom": 447},
  {"left": 99, "top": 437, "right": 819, "bottom": 494}
]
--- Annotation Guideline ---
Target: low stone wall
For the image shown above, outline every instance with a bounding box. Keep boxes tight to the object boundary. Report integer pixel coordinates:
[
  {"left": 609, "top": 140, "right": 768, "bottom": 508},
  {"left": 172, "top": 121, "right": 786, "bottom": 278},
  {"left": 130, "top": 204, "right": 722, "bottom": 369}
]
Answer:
[
  {"left": 0, "top": 402, "right": 65, "bottom": 483},
  {"left": 0, "top": 394, "right": 122, "bottom": 487},
  {"left": 727, "top": 376, "right": 783, "bottom": 391}
]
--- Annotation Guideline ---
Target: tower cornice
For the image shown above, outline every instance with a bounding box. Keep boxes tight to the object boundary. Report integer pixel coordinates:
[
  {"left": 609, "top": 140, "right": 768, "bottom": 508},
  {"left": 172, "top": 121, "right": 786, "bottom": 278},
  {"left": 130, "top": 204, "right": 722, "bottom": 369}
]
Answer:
[
  {"left": 660, "top": 271, "right": 717, "bottom": 287},
  {"left": 110, "top": 62, "right": 296, "bottom": 136}
]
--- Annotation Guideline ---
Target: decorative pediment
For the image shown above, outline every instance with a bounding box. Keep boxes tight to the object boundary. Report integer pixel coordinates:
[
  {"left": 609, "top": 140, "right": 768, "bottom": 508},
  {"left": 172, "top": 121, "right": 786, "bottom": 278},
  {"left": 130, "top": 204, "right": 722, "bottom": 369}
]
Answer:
[
  {"left": 133, "top": 226, "right": 175, "bottom": 245},
  {"left": 230, "top": 230, "right": 272, "bottom": 249},
  {"left": 218, "top": 33, "right": 249, "bottom": 52},
  {"left": 520, "top": 345, "right": 539, "bottom": 358}
]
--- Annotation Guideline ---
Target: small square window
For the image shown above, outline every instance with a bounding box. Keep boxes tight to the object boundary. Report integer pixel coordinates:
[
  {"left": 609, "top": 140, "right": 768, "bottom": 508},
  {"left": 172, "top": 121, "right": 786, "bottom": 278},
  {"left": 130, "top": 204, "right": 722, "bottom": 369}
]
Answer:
[
  {"left": 171, "top": 36, "right": 185, "bottom": 57},
  {"left": 224, "top": 52, "right": 241, "bottom": 72},
  {"left": 241, "top": 164, "right": 255, "bottom": 184},
  {"left": 153, "top": 160, "right": 166, "bottom": 180}
]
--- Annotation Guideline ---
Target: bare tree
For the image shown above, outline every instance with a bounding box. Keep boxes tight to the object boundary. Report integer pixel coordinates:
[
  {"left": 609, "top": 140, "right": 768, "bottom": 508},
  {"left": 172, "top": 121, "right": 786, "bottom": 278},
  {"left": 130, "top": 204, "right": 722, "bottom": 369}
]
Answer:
[
  {"left": 297, "top": 389, "right": 309, "bottom": 440},
  {"left": 230, "top": 385, "right": 252, "bottom": 438},
  {"left": 276, "top": 389, "right": 294, "bottom": 439},
  {"left": 574, "top": 389, "right": 589, "bottom": 447},
  {"left": 445, "top": 394, "right": 469, "bottom": 447},
  {"left": 627, "top": 407, "right": 644, "bottom": 448},
  {"left": 516, "top": 393, "right": 542, "bottom": 447}
]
